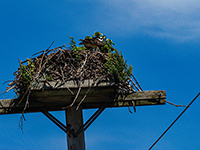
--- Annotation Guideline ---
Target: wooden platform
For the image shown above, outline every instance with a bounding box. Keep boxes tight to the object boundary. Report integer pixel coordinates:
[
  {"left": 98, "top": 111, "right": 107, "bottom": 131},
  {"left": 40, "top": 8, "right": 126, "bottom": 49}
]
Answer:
[{"left": 0, "top": 80, "right": 166, "bottom": 114}]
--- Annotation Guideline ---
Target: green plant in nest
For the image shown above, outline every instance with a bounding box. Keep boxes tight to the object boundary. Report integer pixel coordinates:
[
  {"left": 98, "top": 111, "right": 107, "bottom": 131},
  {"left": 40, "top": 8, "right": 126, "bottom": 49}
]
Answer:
[
  {"left": 104, "top": 50, "right": 133, "bottom": 83},
  {"left": 45, "top": 75, "right": 53, "bottom": 81},
  {"left": 93, "top": 31, "right": 133, "bottom": 83},
  {"left": 19, "top": 58, "right": 35, "bottom": 85},
  {"left": 69, "top": 31, "right": 133, "bottom": 83},
  {"left": 69, "top": 36, "right": 85, "bottom": 61}
]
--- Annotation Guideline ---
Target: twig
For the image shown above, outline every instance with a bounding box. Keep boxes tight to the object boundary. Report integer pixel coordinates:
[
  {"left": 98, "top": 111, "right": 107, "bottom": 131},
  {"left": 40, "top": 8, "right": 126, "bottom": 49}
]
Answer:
[
  {"left": 2, "top": 80, "right": 13, "bottom": 85},
  {"left": 36, "top": 51, "right": 46, "bottom": 78},
  {"left": 128, "top": 106, "right": 133, "bottom": 114},
  {"left": 77, "top": 53, "right": 88, "bottom": 78},
  {"left": 17, "top": 84, "right": 32, "bottom": 106},
  {"left": 164, "top": 99, "right": 188, "bottom": 107},
  {"left": 46, "top": 41, "right": 55, "bottom": 51},
  {"left": 76, "top": 75, "right": 107, "bottom": 110},
  {"left": 59, "top": 66, "right": 74, "bottom": 95},
  {"left": 131, "top": 73, "right": 143, "bottom": 91},
  {"left": 22, "top": 90, "right": 31, "bottom": 113},
  {"left": 76, "top": 80, "right": 95, "bottom": 110},
  {"left": 132, "top": 100, "right": 136, "bottom": 112},
  {"left": 18, "top": 113, "right": 26, "bottom": 131},
  {"left": 65, "top": 81, "right": 82, "bottom": 108},
  {"left": 128, "top": 77, "right": 141, "bottom": 91},
  {"left": 64, "top": 53, "right": 89, "bottom": 108},
  {"left": 2, "top": 85, "right": 16, "bottom": 94},
  {"left": 41, "top": 73, "right": 54, "bottom": 89},
  {"left": 18, "top": 90, "right": 31, "bottom": 132},
  {"left": 32, "top": 41, "right": 55, "bottom": 56}
]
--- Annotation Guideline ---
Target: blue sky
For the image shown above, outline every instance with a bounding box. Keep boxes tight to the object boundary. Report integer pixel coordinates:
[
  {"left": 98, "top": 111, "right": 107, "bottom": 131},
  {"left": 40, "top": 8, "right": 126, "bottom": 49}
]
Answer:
[{"left": 0, "top": 1, "right": 200, "bottom": 150}]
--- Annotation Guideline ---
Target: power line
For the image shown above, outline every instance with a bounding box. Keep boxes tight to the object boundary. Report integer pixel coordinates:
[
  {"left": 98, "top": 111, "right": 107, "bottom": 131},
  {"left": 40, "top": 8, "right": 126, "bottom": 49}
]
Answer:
[{"left": 149, "top": 92, "right": 200, "bottom": 150}]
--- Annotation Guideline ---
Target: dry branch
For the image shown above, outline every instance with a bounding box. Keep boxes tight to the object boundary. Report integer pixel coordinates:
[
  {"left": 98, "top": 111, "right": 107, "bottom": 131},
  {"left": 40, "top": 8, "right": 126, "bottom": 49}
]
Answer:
[{"left": 6, "top": 45, "right": 141, "bottom": 109}]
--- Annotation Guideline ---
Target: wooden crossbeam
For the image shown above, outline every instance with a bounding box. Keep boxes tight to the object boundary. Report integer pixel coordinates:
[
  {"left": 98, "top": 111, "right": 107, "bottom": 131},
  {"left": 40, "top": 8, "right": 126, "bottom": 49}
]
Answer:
[
  {"left": 0, "top": 80, "right": 166, "bottom": 114},
  {"left": 0, "top": 90, "right": 165, "bottom": 115}
]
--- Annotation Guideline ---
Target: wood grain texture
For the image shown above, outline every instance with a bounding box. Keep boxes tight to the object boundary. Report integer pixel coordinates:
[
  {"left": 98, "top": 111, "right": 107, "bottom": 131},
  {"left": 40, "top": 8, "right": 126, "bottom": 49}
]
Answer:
[
  {"left": 66, "top": 106, "right": 85, "bottom": 150},
  {"left": 0, "top": 81, "right": 166, "bottom": 114}
]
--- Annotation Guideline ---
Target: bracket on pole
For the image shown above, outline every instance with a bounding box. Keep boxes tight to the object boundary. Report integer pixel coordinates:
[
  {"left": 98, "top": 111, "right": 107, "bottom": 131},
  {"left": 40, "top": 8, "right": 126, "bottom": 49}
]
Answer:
[
  {"left": 40, "top": 108, "right": 76, "bottom": 137},
  {"left": 41, "top": 106, "right": 106, "bottom": 137},
  {"left": 75, "top": 107, "right": 105, "bottom": 136}
]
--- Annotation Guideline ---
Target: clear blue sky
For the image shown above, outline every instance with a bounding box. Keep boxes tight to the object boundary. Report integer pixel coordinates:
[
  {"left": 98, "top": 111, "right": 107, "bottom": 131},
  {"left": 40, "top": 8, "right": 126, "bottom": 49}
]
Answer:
[{"left": 0, "top": 1, "right": 200, "bottom": 150}]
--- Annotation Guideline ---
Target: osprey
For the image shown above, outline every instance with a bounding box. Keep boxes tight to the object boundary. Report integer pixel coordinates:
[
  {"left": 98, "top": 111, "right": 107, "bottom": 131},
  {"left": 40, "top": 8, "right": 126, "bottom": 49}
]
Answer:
[{"left": 79, "top": 36, "right": 105, "bottom": 51}]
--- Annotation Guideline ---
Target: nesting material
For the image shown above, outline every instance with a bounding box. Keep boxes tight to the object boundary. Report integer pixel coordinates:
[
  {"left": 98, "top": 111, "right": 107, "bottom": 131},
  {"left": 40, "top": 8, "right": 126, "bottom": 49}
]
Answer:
[{"left": 8, "top": 45, "right": 141, "bottom": 97}]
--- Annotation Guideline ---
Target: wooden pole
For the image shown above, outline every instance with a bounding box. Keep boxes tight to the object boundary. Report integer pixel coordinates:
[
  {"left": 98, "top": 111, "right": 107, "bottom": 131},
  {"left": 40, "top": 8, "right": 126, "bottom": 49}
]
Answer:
[{"left": 65, "top": 105, "right": 85, "bottom": 150}]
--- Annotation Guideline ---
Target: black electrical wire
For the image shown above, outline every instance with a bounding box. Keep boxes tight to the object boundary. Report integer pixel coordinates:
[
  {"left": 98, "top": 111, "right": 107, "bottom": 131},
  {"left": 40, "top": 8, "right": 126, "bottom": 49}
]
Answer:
[{"left": 149, "top": 92, "right": 200, "bottom": 150}]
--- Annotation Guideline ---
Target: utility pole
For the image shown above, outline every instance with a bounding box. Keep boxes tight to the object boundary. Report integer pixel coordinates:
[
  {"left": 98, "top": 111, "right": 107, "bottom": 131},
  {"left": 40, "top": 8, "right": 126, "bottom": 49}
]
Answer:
[
  {"left": 0, "top": 80, "right": 166, "bottom": 150},
  {"left": 66, "top": 106, "right": 85, "bottom": 150}
]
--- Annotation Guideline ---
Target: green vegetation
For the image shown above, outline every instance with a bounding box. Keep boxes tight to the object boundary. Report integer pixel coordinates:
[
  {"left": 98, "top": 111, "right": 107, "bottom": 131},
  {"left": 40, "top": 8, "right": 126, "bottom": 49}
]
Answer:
[
  {"left": 69, "top": 36, "right": 84, "bottom": 61},
  {"left": 18, "top": 31, "right": 133, "bottom": 86},
  {"left": 19, "top": 58, "right": 35, "bottom": 84},
  {"left": 69, "top": 31, "right": 133, "bottom": 83}
]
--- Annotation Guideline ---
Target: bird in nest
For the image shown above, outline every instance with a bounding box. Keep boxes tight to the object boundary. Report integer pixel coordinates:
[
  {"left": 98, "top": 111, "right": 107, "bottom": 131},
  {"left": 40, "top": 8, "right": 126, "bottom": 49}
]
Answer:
[{"left": 79, "top": 36, "right": 105, "bottom": 51}]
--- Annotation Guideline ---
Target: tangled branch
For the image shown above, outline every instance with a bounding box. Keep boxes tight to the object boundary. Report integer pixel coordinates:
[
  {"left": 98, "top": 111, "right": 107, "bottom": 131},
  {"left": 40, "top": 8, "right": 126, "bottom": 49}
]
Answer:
[{"left": 5, "top": 44, "right": 140, "bottom": 109}]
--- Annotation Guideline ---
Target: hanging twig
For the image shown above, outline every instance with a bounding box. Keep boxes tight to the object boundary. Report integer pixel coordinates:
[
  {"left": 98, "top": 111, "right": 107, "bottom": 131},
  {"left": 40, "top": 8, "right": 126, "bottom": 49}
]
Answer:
[
  {"left": 164, "top": 99, "right": 188, "bottom": 107},
  {"left": 18, "top": 113, "right": 26, "bottom": 131},
  {"left": 76, "top": 75, "right": 108, "bottom": 110},
  {"left": 22, "top": 90, "right": 31, "bottom": 114},
  {"left": 132, "top": 100, "right": 136, "bottom": 112},
  {"left": 18, "top": 90, "right": 31, "bottom": 132},
  {"left": 66, "top": 82, "right": 81, "bottom": 108},
  {"left": 17, "top": 84, "right": 32, "bottom": 106},
  {"left": 76, "top": 80, "right": 95, "bottom": 110},
  {"left": 128, "top": 106, "right": 133, "bottom": 114}
]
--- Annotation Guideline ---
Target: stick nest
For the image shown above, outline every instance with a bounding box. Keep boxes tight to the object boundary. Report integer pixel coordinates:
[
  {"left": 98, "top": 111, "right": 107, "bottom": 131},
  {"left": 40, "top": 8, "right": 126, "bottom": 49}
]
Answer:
[
  {"left": 8, "top": 44, "right": 141, "bottom": 96},
  {"left": 6, "top": 32, "right": 143, "bottom": 108}
]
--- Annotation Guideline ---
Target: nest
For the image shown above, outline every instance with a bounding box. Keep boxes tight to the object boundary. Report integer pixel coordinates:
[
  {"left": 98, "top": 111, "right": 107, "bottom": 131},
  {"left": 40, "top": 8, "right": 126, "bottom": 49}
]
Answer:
[{"left": 7, "top": 44, "right": 143, "bottom": 108}]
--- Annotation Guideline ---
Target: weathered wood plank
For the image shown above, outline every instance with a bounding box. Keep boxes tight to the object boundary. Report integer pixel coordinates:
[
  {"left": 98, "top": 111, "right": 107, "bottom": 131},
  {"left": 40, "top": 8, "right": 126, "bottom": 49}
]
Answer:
[
  {"left": 31, "top": 79, "right": 116, "bottom": 90},
  {"left": 0, "top": 90, "right": 166, "bottom": 115},
  {"left": 0, "top": 80, "right": 166, "bottom": 114}
]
